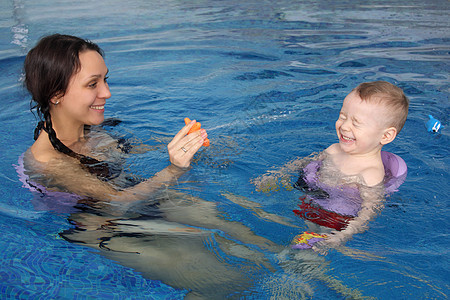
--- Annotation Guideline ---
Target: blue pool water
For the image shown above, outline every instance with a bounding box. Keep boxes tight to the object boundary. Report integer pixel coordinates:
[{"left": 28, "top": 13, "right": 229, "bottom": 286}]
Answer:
[{"left": 1, "top": 0, "right": 449, "bottom": 298}]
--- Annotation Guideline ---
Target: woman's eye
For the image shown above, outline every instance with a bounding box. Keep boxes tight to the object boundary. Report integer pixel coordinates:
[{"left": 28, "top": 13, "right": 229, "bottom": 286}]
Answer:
[{"left": 104, "top": 76, "right": 109, "bottom": 83}]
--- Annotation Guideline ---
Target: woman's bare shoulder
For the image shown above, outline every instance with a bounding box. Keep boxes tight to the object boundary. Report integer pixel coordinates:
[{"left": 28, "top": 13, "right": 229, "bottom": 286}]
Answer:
[{"left": 29, "top": 134, "right": 64, "bottom": 163}]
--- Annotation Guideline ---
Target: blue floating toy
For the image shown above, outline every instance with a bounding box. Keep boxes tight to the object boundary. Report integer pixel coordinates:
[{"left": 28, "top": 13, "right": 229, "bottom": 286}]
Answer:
[{"left": 426, "top": 115, "right": 442, "bottom": 133}]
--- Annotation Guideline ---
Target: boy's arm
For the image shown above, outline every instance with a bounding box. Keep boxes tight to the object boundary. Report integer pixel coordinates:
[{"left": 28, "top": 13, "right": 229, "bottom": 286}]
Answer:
[
  {"left": 313, "top": 186, "right": 385, "bottom": 253},
  {"left": 252, "top": 152, "right": 322, "bottom": 192}
]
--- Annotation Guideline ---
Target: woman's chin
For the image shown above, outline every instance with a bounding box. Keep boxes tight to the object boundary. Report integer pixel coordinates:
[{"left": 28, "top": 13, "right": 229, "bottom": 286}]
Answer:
[{"left": 87, "top": 116, "right": 105, "bottom": 126}]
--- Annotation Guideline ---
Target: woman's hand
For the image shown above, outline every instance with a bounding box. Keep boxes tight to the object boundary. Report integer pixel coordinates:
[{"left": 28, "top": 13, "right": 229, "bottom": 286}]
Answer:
[{"left": 168, "top": 120, "right": 208, "bottom": 168}]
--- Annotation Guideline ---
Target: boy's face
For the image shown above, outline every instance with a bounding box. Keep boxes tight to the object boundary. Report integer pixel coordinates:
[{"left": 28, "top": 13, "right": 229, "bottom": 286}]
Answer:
[{"left": 335, "top": 91, "right": 390, "bottom": 156}]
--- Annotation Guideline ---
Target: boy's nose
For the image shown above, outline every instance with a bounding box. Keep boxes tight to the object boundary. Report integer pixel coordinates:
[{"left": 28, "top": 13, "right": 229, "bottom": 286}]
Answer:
[{"left": 340, "top": 119, "right": 351, "bottom": 131}]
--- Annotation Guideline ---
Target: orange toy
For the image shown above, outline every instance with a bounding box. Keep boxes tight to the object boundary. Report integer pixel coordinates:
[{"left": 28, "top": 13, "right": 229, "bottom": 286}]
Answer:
[{"left": 185, "top": 118, "right": 210, "bottom": 147}]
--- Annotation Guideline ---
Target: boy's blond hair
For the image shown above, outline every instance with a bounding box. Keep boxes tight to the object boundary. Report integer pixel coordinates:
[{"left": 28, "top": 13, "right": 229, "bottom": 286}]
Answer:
[{"left": 354, "top": 81, "right": 409, "bottom": 133}]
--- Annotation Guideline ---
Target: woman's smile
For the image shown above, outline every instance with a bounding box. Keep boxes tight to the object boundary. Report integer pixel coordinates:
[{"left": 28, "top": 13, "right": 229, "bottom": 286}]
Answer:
[{"left": 90, "top": 104, "right": 105, "bottom": 111}]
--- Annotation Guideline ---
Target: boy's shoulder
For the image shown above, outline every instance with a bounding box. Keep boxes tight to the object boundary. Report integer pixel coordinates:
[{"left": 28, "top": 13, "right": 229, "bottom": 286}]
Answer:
[
  {"left": 324, "top": 143, "right": 341, "bottom": 155},
  {"left": 360, "top": 165, "right": 385, "bottom": 187},
  {"left": 324, "top": 143, "right": 385, "bottom": 187}
]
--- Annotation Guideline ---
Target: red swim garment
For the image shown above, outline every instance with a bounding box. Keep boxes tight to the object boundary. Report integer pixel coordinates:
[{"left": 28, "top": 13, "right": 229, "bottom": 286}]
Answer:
[{"left": 293, "top": 196, "right": 352, "bottom": 231}]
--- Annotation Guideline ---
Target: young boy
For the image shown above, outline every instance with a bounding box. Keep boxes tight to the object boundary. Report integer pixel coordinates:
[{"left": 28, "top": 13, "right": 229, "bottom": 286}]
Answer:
[
  {"left": 326, "top": 81, "right": 408, "bottom": 187},
  {"left": 252, "top": 81, "right": 409, "bottom": 252}
]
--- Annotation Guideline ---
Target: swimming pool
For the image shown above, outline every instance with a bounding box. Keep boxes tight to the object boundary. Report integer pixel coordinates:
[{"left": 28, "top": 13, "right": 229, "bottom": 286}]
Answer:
[{"left": 1, "top": 0, "right": 449, "bottom": 298}]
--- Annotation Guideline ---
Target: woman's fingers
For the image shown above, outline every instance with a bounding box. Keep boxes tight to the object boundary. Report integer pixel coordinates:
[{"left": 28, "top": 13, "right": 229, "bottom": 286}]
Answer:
[
  {"left": 181, "top": 132, "right": 205, "bottom": 155},
  {"left": 169, "top": 138, "right": 203, "bottom": 168},
  {"left": 184, "top": 118, "right": 210, "bottom": 147},
  {"left": 168, "top": 119, "right": 196, "bottom": 149},
  {"left": 168, "top": 126, "right": 208, "bottom": 169}
]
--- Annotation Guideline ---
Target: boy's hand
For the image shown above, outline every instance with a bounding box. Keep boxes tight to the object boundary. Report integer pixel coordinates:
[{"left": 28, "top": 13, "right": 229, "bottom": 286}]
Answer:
[
  {"left": 312, "top": 234, "right": 343, "bottom": 255},
  {"left": 253, "top": 173, "right": 293, "bottom": 193}
]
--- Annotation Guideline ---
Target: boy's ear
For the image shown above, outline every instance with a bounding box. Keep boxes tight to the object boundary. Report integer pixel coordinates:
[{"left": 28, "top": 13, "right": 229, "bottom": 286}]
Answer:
[{"left": 381, "top": 127, "right": 397, "bottom": 145}]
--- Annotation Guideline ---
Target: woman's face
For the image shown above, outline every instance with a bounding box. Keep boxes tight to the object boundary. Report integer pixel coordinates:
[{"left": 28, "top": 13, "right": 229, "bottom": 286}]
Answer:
[{"left": 55, "top": 50, "right": 111, "bottom": 128}]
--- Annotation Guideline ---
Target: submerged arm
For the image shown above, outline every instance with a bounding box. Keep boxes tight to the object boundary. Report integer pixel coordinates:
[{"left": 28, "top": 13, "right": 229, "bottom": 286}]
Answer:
[
  {"left": 39, "top": 152, "right": 189, "bottom": 203},
  {"left": 313, "top": 186, "right": 385, "bottom": 253},
  {"left": 252, "top": 152, "right": 322, "bottom": 193},
  {"left": 36, "top": 121, "right": 206, "bottom": 203}
]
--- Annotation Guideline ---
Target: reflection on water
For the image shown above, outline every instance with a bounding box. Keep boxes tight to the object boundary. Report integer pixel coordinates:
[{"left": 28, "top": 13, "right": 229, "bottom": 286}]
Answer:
[
  {"left": 59, "top": 187, "right": 374, "bottom": 299},
  {"left": 60, "top": 190, "right": 279, "bottom": 298},
  {"left": 11, "top": 0, "right": 28, "bottom": 51}
]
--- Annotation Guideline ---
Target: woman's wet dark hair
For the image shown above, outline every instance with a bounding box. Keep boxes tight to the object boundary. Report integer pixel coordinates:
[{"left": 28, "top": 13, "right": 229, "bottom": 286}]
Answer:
[{"left": 24, "top": 34, "right": 113, "bottom": 179}]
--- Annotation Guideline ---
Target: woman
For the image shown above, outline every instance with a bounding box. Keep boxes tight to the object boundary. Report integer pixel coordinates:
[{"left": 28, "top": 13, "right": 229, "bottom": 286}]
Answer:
[
  {"left": 22, "top": 34, "right": 278, "bottom": 298},
  {"left": 23, "top": 34, "right": 208, "bottom": 202}
]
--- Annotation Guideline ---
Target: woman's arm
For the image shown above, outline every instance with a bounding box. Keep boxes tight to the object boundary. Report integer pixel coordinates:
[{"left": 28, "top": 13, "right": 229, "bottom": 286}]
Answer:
[{"left": 35, "top": 120, "right": 207, "bottom": 202}]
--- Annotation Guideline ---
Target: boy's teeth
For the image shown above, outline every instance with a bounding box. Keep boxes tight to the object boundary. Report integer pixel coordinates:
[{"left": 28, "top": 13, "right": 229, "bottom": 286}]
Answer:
[
  {"left": 342, "top": 135, "right": 354, "bottom": 141},
  {"left": 91, "top": 105, "right": 104, "bottom": 110}
]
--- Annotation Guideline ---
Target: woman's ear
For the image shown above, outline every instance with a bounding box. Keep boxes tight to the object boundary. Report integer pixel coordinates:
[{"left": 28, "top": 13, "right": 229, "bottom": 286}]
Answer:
[
  {"left": 381, "top": 127, "right": 397, "bottom": 145},
  {"left": 50, "top": 92, "right": 63, "bottom": 105}
]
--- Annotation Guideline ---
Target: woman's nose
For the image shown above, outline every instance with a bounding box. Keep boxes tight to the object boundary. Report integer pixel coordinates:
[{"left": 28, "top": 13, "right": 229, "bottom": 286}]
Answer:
[{"left": 100, "top": 82, "right": 111, "bottom": 99}]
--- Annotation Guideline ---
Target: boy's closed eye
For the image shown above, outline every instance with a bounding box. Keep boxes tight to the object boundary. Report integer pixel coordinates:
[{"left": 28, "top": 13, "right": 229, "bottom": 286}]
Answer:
[{"left": 352, "top": 119, "right": 361, "bottom": 127}]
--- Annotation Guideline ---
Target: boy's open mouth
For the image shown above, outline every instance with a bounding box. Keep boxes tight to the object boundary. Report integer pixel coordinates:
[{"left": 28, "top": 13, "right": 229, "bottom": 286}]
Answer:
[{"left": 340, "top": 134, "right": 355, "bottom": 142}]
